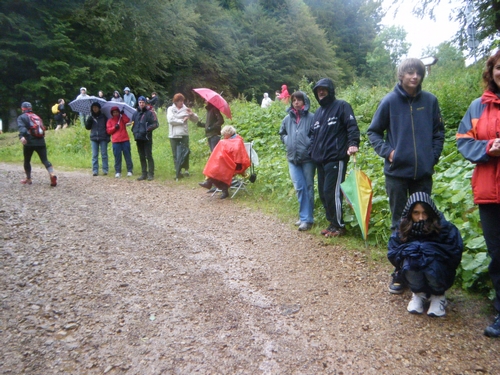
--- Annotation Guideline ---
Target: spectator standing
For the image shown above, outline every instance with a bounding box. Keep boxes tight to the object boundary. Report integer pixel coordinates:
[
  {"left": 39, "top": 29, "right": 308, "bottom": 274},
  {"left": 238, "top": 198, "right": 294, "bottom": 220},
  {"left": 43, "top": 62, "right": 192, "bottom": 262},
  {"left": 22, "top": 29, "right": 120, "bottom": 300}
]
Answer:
[
  {"left": 54, "top": 98, "right": 68, "bottom": 131},
  {"left": 278, "top": 84, "right": 290, "bottom": 104},
  {"left": 309, "top": 78, "right": 360, "bottom": 238},
  {"left": 456, "top": 50, "right": 500, "bottom": 337},
  {"left": 98, "top": 90, "right": 106, "bottom": 100},
  {"left": 123, "top": 87, "right": 136, "bottom": 108},
  {"left": 17, "top": 101, "right": 57, "bottom": 186},
  {"left": 279, "top": 91, "right": 316, "bottom": 231},
  {"left": 111, "top": 91, "right": 124, "bottom": 102},
  {"left": 131, "top": 96, "right": 158, "bottom": 180},
  {"left": 76, "top": 87, "right": 89, "bottom": 127},
  {"left": 261, "top": 93, "right": 273, "bottom": 108},
  {"left": 388, "top": 192, "right": 463, "bottom": 317},
  {"left": 147, "top": 92, "right": 159, "bottom": 112},
  {"left": 367, "top": 58, "right": 445, "bottom": 294},
  {"left": 106, "top": 107, "right": 133, "bottom": 178},
  {"left": 85, "top": 102, "right": 110, "bottom": 176},
  {"left": 198, "top": 102, "right": 223, "bottom": 152}
]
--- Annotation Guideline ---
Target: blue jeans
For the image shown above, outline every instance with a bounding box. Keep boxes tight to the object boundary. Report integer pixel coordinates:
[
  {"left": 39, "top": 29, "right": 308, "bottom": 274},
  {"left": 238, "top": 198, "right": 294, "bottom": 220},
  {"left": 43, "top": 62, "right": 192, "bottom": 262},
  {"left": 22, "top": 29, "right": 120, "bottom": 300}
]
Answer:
[
  {"left": 79, "top": 113, "right": 87, "bottom": 127},
  {"left": 91, "top": 140, "right": 109, "bottom": 174},
  {"left": 403, "top": 260, "right": 448, "bottom": 295},
  {"left": 288, "top": 161, "right": 315, "bottom": 224},
  {"left": 112, "top": 141, "right": 133, "bottom": 174},
  {"left": 208, "top": 135, "right": 220, "bottom": 152}
]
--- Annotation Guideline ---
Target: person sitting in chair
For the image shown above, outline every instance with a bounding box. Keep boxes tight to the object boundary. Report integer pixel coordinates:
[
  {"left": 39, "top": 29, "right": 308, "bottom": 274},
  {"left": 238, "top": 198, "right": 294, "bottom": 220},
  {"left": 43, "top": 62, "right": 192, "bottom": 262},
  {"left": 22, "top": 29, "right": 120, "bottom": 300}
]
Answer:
[{"left": 199, "top": 125, "right": 251, "bottom": 199}]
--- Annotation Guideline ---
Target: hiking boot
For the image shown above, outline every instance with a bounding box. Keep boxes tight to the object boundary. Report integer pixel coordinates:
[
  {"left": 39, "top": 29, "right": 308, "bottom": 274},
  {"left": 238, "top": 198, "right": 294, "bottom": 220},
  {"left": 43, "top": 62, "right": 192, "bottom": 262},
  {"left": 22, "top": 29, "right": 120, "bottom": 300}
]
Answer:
[
  {"left": 324, "top": 227, "right": 346, "bottom": 238},
  {"left": 21, "top": 178, "right": 32, "bottom": 185},
  {"left": 484, "top": 314, "right": 500, "bottom": 338},
  {"left": 93, "top": 172, "right": 98, "bottom": 176},
  {"left": 115, "top": 173, "right": 121, "bottom": 178},
  {"left": 427, "top": 295, "right": 448, "bottom": 317},
  {"left": 295, "top": 220, "right": 302, "bottom": 226},
  {"left": 147, "top": 175, "right": 154, "bottom": 181},
  {"left": 199, "top": 181, "right": 213, "bottom": 189},
  {"left": 389, "top": 271, "right": 406, "bottom": 294},
  {"left": 298, "top": 222, "right": 313, "bottom": 231},
  {"left": 137, "top": 175, "right": 147, "bottom": 181},
  {"left": 127, "top": 171, "right": 133, "bottom": 177},
  {"left": 220, "top": 189, "right": 229, "bottom": 199},
  {"left": 407, "top": 292, "right": 426, "bottom": 314},
  {"left": 50, "top": 174, "right": 57, "bottom": 187}
]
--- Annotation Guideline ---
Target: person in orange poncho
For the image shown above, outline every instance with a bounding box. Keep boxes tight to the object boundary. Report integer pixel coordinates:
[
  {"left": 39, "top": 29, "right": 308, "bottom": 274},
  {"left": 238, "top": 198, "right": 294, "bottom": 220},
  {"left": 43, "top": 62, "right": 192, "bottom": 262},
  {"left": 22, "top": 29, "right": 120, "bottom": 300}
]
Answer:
[{"left": 199, "top": 125, "right": 251, "bottom": 199}]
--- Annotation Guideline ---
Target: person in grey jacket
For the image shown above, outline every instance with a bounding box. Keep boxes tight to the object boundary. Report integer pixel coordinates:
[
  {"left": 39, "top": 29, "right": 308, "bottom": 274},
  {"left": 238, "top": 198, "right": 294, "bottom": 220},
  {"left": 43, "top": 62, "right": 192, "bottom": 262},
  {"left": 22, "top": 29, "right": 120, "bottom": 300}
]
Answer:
[
  {"left": 123, "top": 87, "right": 136, "bottom": 108},
  {"left": 85, "top": 101, "right": 110, "bottom": 176},
  {"left": 367, "top": 58, "right": 445, "bottom": 294},
  {"left": 279, "top": 91, "right": 316, "bottom": 231}
]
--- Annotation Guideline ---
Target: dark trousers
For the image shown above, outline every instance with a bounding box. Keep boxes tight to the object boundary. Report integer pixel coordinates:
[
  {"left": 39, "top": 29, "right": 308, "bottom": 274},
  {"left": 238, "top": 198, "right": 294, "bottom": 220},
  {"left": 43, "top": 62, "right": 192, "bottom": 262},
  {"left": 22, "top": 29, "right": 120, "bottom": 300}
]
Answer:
[
  {"left": 479, "top": 204, "right": 500, "bottom": 312},
  {"left": 169, "top": 136, "right": 190, "bottom": 171},
  {"left": 23, "top": 145, "right": 52, "bottom": 178},
  {"left": 208, "top": 135, "right": 220, "bottom": 152},
  {"left": 136, "top": 139, "right": 154, "bottom": 177},
  {"left": 385, "top": 175, "right": 433, "bottom": 230},
  {"left": 113, "top": 141, "right": 133, "bottom": 174},
  {"left": 316, "top": 159, "right": 347, "bottom": 228}
]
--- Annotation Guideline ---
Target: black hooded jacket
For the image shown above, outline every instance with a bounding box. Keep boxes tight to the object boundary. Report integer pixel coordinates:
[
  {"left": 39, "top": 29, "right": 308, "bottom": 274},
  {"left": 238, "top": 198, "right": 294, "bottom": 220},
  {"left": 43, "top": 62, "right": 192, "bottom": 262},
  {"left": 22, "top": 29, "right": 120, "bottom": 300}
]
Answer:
[
  {"left": 85, "top": 102, "right": 110, "bottom": 142},
  {"left": 309, "top": 78, "right": 360, "bottom": 164}
]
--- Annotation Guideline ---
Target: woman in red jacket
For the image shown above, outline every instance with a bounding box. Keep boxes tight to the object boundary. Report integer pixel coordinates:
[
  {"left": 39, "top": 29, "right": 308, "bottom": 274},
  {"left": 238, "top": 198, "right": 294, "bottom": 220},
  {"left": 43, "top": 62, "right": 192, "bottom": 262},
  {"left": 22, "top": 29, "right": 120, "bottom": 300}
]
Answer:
[
  {"left": 457, "top": 50, "right": 500, "bottom": 337},
  {"left": 106, "top": 107, "right": 133, "bottom": 178}
]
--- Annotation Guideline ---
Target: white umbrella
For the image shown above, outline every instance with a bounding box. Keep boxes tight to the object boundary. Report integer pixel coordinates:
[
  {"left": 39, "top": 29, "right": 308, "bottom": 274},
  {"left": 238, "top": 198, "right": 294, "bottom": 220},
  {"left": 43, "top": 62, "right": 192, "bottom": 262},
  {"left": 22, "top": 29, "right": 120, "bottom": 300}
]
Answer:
[
  {"left": 68, "top": 96, "right": 106, "bottom": 115},
  {"left": 100, "top": 101, "right": 137, "bottom": 119}
]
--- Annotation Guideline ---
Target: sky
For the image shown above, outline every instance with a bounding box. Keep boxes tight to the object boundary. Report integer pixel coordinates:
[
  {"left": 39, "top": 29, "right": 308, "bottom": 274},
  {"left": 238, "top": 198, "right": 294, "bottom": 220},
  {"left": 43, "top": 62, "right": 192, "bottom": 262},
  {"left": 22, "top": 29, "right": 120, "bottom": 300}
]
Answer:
[{"left": 381, "top": 0, "right": 462, "bottom": 58}]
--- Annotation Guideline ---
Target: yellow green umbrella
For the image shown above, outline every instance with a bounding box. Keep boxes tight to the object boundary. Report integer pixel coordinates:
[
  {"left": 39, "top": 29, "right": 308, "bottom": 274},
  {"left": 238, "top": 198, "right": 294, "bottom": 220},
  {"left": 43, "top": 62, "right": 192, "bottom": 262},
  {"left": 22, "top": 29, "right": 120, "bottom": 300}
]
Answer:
[{"left": 340, "top": 158, "right": 373, "bottom": 242}]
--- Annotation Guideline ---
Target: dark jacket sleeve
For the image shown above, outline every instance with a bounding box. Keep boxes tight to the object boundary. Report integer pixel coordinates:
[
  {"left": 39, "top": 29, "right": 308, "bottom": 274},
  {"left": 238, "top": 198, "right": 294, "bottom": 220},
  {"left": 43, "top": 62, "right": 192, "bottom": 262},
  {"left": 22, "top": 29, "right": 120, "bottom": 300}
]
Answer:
[
  {"left": 432, "top": 100, "right": 445, "bottom": 164},
  {"left": 367, "top": 100, "right": 392, "bottom": 159},
  {"left": 146, "top": 110, "right": 158, "bottom": 132},
  {"left": 85, "top": 116, "right": 93, "bottom": 130},
  {"left": 343, "top": 101, "right": 360, "bottom": 148},
  {"left": 17, "top": 114, "right": 29, "bottom": 138}
]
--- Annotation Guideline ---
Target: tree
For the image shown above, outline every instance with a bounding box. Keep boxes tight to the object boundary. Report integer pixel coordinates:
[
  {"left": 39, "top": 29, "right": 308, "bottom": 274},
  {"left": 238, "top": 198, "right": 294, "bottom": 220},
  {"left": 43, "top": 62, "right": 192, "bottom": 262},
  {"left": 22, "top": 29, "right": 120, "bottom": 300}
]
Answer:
[{"left": 365, "top": 25, "right": 410, "bottom": 86}]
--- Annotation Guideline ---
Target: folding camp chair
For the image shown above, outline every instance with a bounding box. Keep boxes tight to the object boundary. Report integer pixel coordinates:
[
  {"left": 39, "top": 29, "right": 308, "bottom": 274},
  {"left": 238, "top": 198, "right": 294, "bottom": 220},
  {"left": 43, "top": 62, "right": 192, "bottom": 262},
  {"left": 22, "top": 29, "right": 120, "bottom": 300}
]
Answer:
[{"left": 212, "top": 141, "right": 258, "bottom": 199}]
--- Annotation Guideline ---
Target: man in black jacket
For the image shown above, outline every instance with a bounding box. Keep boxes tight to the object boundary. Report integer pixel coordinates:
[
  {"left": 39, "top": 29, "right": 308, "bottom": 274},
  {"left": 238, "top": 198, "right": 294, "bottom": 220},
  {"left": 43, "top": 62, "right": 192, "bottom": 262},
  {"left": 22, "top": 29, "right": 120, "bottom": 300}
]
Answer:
[
  {"left": 309, "top": 78, "right": 360, "bottom": 238},
  {"left": 132, "top": 96, "right": 159, "bottom": 181}
]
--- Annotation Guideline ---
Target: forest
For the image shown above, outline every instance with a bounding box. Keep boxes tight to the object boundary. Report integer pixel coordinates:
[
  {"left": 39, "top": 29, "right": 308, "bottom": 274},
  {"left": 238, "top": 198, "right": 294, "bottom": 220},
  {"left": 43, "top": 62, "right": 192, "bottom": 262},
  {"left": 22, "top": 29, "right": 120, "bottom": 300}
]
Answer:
[{"left": 1, "top": 0, "right": 500, "bottom": 294}]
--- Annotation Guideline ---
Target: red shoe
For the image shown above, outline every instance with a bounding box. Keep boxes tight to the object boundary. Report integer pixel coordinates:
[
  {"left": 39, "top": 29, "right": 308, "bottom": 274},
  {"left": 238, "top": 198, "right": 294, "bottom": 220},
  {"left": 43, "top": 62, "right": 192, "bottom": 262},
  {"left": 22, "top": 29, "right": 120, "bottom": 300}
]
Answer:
[
  {"left": 50, "top": 174, "right": 57, "bottom": 187},
  {"left": 21, "top": 178, "right": 32, "bottom": 185},
  {"left": 324, "top": 227, "right": 346, "bottom": 238}
]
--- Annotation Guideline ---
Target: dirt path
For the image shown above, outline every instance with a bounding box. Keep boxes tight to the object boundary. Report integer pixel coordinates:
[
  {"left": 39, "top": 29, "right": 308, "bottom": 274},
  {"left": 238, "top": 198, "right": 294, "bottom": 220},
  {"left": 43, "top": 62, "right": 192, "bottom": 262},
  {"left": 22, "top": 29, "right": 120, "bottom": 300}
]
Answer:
[{"left": 1, "top": 162, "right": 499, "bottom": 374}]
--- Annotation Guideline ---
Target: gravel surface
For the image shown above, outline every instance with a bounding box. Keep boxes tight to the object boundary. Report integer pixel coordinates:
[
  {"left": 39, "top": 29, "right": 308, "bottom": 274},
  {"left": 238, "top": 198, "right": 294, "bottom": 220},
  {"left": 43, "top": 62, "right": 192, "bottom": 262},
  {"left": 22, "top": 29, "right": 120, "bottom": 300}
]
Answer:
[{"left": 1, "top": 162, "right": 500, "bottom": 374}]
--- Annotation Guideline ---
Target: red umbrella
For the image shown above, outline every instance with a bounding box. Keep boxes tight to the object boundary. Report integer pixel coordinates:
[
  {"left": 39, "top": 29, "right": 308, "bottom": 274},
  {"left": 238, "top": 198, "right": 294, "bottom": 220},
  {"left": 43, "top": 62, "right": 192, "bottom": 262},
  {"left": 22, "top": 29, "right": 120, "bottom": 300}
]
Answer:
[{"left": 193, "top": 88, "right": 232, "bottom": 119}]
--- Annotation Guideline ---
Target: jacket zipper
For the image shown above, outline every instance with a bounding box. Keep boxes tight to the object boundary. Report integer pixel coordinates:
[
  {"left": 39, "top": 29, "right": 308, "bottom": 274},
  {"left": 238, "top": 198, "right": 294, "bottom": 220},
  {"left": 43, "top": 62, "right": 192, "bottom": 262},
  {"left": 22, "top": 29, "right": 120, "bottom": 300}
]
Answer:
[{"left": 409, "top": 100, "right": 418, "bottom": 179}]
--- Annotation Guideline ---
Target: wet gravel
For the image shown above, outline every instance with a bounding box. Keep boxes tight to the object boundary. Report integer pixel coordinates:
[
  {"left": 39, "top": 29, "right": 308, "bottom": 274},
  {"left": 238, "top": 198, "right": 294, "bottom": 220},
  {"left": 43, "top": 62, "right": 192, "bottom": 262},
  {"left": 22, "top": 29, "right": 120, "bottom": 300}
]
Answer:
[{"left": 1, "top": 162, "right": 500, "bottom": 374}]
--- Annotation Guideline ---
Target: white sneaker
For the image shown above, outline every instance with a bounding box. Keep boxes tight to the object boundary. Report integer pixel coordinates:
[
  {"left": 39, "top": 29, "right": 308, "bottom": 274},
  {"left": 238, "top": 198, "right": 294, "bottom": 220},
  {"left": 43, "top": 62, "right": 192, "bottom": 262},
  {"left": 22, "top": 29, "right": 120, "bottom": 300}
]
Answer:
[
  {"left": 428, "top": 295, "right": 447, "bottom": 317},
  {"left": 115, "top": 173, "right": 121, "bottom": 178},
  {"left": 295, "top": 220, "right": 301, "bottom": 226},
  {"left": 407, "top": 292, "right": 426, "bottom": 314},
  {"left": 127, "top": 172, "right": 132, "bottom": 177}
]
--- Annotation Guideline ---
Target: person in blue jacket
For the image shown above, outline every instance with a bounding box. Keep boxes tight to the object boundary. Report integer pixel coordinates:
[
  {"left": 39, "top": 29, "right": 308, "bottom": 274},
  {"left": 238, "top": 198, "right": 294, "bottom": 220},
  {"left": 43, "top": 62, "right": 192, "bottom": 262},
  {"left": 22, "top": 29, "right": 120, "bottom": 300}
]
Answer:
[
  {"left": 367, "top": 58, "right": 445, "bottom": 294},
  {"left": 388, "top": 192, "right": 463, "bottom": 317},
  {"left": 279, "top": 91, "right": 315, "bottom": 231}
]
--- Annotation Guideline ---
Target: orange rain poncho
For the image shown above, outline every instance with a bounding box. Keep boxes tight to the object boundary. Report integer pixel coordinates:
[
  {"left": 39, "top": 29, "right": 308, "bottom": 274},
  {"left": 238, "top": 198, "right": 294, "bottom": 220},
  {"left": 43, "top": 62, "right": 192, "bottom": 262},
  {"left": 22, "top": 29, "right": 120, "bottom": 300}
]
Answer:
[{"left": 203, "top": 135, "right": 251, "bottom": 186}]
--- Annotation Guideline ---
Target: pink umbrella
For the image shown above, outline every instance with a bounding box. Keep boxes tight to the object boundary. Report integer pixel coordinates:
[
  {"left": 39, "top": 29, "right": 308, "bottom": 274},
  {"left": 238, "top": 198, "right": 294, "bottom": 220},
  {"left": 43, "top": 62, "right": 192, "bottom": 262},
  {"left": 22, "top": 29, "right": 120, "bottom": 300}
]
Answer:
[{"left": 193, "top": 88, "right": 232, "bottom": 119}]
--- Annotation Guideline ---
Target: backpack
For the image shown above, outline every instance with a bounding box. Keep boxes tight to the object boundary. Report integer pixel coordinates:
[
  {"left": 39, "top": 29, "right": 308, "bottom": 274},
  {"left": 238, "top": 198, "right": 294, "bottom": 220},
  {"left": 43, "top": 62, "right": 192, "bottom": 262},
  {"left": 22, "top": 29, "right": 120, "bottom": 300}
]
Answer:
[
  {"left": 26, "top": 113, "right": 46, "bottom": 138},
  {"left": 51, "top": 103, "right": 59, "bottom": 115}
]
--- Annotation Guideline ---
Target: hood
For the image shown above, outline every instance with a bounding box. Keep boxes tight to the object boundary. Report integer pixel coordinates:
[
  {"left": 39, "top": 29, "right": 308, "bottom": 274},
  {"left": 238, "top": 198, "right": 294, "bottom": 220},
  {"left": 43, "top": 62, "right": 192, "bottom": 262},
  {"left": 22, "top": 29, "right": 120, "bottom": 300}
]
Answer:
[
  {"left": 281, "top": 84, "right": 288, "bottom": 91},
  {"left": 313, "top": 78, "right": 336, "bottom": 106},
  {"left": 287, "top": 91, "right": 310, "bottom": 114},
  {"left": 482, "top": 90, "right": 500, "bottom": 105},
  {"left": 111, "top": 106, "right": 120, "bottom": 116},
  {"left": 401, "top": 192, "right": 440, "bottom": 219},
  {"left": 113, "top": 91, "right": 121, "bottom": 97},
  {"left": 124, "top": 87, "right": 130, "bottom": 93},
  {"left": 263, "top": 93, "right": 269, "bottom": 99}
]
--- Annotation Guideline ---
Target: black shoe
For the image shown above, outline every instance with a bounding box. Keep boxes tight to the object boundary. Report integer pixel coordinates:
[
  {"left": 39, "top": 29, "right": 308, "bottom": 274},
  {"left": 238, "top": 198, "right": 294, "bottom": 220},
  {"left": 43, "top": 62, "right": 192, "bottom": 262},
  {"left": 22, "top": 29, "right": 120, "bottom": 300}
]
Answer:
[
  {"left": 199, "top": 181, "right": 213, "bottom": 189},
  {"left": 147, "top": 175, "right": 154, "bottom": 181},
  {"left": 220, "top": 189, "right": 229, "bottom": 199},
  {"left": 485, "top": 314, "right": 500, "bottom": 337},
  {"left": 389, "top": 271, "right": 406, "bottom": 294},
  {"left": 137, "top": 175, "right": 147, "bottom": 181},
  {"left": 207, "top": 187, "right": 216, "bottom": 193},
  {"left": 93, "top": 172, "right": 98, "bottom": 176}
]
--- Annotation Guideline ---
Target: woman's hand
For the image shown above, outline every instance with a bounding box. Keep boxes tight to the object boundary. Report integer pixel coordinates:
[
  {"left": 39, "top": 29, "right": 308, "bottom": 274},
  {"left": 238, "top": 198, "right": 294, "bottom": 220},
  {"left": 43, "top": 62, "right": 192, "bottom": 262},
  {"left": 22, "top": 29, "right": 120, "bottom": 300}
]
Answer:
[
  {"left": 489, "top": 138, "right": 500, "bottom": 156},
  {"left": 20, "top": 137, "right": 27, "bottom": 145}
]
